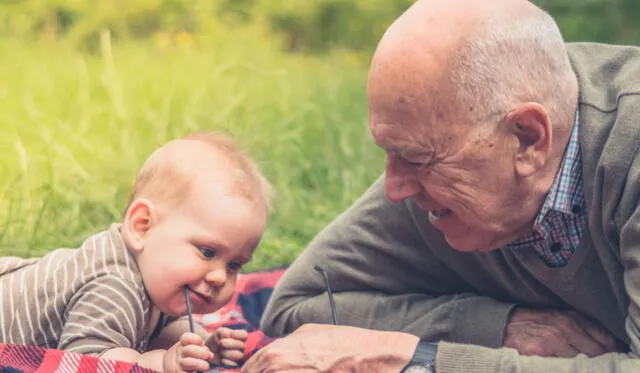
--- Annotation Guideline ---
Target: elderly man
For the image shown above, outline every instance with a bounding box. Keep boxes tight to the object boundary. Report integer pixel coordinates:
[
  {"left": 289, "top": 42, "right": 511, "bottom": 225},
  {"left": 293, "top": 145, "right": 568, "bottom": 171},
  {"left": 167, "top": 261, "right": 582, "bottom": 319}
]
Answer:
[{"left": 244, "top": 0, "right": 640, "bottom": 372}]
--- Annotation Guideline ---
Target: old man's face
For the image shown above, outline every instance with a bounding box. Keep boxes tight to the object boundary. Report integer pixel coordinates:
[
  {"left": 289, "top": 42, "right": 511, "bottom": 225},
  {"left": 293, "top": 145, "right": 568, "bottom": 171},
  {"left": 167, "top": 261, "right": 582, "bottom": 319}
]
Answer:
[{"left": 368, "top": 102, "right": 534, "bottom": 252}]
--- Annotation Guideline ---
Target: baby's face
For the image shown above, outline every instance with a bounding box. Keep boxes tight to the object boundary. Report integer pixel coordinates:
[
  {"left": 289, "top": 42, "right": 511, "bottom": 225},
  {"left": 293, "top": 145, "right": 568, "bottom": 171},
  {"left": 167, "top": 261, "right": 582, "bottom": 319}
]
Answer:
[{"left": 135, "top": 178, "right": 266, "bottom": 316}]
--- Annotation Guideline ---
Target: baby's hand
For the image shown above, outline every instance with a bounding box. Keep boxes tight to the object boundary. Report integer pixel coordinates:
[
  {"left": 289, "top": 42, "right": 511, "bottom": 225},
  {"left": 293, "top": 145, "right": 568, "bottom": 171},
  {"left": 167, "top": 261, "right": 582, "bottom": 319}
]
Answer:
[
  {"left": 163, "top": 332, "right": 214, "bottom": 373},
  {"left": 206, "top": 327, "right": 248, "bottom": 367}
]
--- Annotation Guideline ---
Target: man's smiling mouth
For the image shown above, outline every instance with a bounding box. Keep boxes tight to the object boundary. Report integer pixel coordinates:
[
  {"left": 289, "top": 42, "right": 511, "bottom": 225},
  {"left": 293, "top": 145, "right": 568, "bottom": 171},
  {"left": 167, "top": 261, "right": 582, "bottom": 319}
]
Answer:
[{"left": 429, "top": 208, "right": 452, "bottom": 219}]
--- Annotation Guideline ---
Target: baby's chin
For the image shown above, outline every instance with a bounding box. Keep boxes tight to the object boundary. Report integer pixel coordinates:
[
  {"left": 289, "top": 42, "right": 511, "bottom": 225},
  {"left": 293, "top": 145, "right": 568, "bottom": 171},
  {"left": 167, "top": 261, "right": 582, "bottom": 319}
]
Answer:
[{"left": 195, "top": 302, "right": 228, "bottom": 316}]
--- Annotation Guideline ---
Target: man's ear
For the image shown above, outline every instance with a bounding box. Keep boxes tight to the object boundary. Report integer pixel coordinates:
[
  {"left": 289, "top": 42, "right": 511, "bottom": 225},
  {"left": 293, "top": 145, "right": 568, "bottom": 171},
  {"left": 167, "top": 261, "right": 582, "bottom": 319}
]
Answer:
[
  {"left": 506, "top": 103, "right": 552, "bottom": 177},
  {"left": 123, "top": 198, "right": 157, "bottom": 252}
]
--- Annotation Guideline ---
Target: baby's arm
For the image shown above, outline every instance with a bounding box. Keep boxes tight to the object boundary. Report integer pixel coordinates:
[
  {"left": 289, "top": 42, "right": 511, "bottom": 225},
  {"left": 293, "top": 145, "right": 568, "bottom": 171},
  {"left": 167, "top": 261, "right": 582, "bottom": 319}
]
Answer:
[
  {"left": 60, "top": 276, "right": 215, "bottom": 371},
  {"left": 101, "top": 337, "right": 207, "bottom": 373},
  {"left": 101, "top": 347, "right": 141, "bottom": 362},
  {"left": 101, "top": 348, "right": 165, "bottom": 372},
  {"left": 58, "top": 276, "right": 150, "bottom": 355},
  {"left": 206, "top": 327, "right": 249, "bottom": 367}
]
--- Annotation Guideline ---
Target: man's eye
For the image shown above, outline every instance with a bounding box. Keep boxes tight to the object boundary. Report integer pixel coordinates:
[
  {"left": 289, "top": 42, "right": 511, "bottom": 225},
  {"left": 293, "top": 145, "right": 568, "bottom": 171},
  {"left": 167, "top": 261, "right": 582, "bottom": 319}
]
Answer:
[
  {"left": 227, "top": 262, "right": 243, "bottom": 273},
  {"left": 198, "top": 247, "right": 215, "bottom": 259},
  {"left": 405, "top": 160, "right": 424, "bottom": 167},
  {"left": 402, "top": 157, "right": 426, "bottom": 167}
]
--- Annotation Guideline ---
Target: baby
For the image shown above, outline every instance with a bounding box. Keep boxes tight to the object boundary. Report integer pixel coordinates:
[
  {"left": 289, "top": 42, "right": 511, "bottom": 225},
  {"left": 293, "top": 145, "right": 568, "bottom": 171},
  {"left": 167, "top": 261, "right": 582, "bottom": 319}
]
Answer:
[{"left": 0, "top": 131, "right": 274, "bottom": 372}]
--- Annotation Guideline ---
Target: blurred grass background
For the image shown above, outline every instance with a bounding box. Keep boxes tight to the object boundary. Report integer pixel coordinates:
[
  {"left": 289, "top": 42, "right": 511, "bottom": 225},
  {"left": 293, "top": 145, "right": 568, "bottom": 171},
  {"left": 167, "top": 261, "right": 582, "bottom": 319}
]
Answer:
[{"left": 0, "top": 0, "right": 638, "bottom": 270}]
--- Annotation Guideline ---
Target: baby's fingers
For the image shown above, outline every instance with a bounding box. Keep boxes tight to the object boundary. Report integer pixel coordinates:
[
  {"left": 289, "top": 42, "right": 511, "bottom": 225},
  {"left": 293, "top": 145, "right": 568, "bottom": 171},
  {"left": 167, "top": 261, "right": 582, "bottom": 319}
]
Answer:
[
  {"left": 179, "top": 357, "right": 211, "bottom": 372},
  {"left": 219, "top": 348, "right": 244, "bottom": 366},
  {"left": 181, "top": 344, "right": 214, "bottom": 361},
  {"left": 220, "top": 358, "right": 240, "bottom": 367},
  {"left": 180, "top": 332, "right": 205, "bottom": 346},
  {"left": 215, "top": 327, "right": 248, "bottom": 341},
  {"left": 218, "top": 337, "right": 245, "bottom": 351},
  {"left": 229, "top": 329, "right": 248, "bottom": 341}
]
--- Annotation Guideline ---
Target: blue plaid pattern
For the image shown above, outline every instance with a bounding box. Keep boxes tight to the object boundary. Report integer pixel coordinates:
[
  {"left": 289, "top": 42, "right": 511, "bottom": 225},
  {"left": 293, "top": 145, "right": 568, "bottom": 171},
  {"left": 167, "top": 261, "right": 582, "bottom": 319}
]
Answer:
[{"left": 504, "top": 112, "right": 586, "bottom": 267}]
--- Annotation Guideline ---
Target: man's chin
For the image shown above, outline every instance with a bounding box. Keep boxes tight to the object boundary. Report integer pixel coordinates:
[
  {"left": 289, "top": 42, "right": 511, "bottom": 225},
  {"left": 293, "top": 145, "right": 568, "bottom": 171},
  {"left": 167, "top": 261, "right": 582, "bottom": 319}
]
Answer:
[{"left": 444, "top": 235, "right": 495, "bottom": 253}]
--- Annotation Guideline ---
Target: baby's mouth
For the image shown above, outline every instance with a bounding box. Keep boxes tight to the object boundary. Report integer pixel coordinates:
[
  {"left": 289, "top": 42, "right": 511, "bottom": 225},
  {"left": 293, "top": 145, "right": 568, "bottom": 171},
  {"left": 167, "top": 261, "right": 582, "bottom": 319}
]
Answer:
[{"left": 190, "top": 288, "right": 213, "bottom": 304}]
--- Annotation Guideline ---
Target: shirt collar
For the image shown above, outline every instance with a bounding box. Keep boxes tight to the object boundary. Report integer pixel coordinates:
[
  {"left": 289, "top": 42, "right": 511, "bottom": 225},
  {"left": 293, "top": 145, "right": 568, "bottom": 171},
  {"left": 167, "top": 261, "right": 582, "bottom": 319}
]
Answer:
[{"left": 532, "top": 110, "right": 583, "bottom": 228}]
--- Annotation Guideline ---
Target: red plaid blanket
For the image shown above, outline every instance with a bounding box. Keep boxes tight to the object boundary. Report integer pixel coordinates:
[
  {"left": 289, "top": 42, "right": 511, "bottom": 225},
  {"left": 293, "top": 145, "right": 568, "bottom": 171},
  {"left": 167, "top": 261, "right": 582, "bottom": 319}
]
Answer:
[{"left": 0, "top": 268, "right": 285, "bottom": 373}]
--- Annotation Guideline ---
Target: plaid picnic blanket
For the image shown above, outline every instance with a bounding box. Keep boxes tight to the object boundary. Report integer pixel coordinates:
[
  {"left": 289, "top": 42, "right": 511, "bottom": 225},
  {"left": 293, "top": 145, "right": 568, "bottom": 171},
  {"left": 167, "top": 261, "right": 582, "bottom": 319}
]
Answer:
[{"left": 0, "top": 268, "right": 286, "bottom": 373}]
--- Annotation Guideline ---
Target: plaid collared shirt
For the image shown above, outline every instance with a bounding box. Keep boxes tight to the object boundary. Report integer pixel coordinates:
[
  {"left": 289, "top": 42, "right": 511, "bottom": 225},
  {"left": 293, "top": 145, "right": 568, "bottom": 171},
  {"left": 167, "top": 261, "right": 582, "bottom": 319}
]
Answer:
[{"left": 504, "top": 112, "right": 586, "bottom": 268}]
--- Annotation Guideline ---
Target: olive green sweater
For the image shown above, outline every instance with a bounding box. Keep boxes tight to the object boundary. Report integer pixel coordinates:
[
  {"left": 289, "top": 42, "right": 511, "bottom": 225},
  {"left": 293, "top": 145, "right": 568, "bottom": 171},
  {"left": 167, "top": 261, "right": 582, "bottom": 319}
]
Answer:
[{"left": 261, "top": 42, "right": 640, "bottom": 372}]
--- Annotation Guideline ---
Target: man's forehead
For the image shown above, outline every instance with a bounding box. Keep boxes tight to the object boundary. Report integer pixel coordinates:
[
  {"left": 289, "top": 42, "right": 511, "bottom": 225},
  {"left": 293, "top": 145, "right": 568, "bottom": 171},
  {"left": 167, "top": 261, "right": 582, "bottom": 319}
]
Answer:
[
  {"left": 369, "top": 106, "right": 471, "bottom": 160},
  {"left": 370, "top": 120, "right": 433, "bottom": 155}
]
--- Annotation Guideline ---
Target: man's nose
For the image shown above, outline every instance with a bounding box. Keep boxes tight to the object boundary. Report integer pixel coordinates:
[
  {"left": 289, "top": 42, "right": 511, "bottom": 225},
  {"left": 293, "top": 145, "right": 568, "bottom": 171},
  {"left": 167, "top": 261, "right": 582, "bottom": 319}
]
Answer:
[{"left": 384, "top": 155, "right": 422, "bottom": 203}]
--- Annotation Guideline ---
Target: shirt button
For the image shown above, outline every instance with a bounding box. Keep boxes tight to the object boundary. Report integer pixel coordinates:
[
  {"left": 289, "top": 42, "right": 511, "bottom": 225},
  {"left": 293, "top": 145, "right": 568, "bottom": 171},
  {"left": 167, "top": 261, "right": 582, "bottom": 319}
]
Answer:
[
  {"left": 551, "top": 242, "right": 562, "bottom": 252},
  {"left": 572, "top": 204, "right": 581, "bottom": 214}
]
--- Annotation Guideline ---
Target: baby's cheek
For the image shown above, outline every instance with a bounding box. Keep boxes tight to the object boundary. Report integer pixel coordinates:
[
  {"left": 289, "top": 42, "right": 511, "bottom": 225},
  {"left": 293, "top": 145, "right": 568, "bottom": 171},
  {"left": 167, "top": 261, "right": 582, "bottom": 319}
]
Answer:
[{"left": 221, "top": 280, "right": 239, "bottom": 303}]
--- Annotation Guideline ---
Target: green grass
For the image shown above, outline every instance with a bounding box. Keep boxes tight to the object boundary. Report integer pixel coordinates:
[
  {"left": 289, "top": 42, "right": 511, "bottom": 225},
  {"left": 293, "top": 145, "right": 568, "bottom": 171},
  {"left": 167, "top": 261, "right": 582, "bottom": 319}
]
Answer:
[{"left": 0, "top": 24, "right": 384, "bottom": 270}]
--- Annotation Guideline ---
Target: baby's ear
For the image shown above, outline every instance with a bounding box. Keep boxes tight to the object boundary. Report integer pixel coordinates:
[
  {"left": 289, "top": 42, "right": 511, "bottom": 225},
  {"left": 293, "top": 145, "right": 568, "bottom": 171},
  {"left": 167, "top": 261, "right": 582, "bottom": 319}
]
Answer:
[{"left": 123, "top": 198, "right": 156, "bottom": 252}]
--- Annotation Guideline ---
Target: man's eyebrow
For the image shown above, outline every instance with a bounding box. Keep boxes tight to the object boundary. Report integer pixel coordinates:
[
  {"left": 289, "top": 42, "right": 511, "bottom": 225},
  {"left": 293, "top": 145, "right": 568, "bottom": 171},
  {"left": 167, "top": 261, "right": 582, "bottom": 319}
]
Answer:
[{"left": 399, "top": 148, "right": 436, "bottom": 160}]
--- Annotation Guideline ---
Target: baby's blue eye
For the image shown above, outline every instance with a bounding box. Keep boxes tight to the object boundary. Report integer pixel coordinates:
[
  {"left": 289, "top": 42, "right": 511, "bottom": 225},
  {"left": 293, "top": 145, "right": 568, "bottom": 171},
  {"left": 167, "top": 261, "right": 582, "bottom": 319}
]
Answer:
[
  {"left": 198, "top": 246, "right": 215, "bottom": 259},
  {"left": 227, "top": 262, "right": 243, "bottom": 273}
]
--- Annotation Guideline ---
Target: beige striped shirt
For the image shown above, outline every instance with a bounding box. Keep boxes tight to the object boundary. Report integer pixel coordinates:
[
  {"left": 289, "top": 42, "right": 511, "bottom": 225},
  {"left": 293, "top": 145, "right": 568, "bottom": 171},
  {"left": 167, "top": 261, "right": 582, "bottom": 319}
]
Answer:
[{"left": 0, "top": 224, "right": 162, "bottom": 356}]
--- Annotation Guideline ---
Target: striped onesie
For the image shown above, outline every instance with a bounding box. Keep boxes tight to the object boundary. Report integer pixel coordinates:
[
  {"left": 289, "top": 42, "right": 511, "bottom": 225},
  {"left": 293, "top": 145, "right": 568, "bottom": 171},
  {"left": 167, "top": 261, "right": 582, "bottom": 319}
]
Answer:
[{"left": 0, "top": 224, "right": 169, "bottom": 356}]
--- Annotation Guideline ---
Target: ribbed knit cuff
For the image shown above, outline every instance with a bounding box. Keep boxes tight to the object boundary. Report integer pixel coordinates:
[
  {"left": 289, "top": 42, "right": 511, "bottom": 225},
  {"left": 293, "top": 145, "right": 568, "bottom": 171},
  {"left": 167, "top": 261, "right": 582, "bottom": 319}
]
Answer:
[
  {"left": 436, "top": 341, "right": 508, "bottom": 373},
  {"left": 450, "top": 297, "right": 517, "bottom": 348}
]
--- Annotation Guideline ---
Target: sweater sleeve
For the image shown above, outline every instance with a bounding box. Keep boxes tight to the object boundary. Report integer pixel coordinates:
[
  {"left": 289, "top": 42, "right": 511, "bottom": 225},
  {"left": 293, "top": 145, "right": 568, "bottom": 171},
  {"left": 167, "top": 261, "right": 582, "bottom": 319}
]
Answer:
[
  {"left": 430, "top": 198, "right": 640, "bottom": 372},
  {"left": 435, "top": 342, "right": 639, "bottom": 373},
  {"left": 261, "top": 176, "right": 516, "bottom": 348},
  {"left": 59, "top": 275, "right": 151, "bottom": 356}
]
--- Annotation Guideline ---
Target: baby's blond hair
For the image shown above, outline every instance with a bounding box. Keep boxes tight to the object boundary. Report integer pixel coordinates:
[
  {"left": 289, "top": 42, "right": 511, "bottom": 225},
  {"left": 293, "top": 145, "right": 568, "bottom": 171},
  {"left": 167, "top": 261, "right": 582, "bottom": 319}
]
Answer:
[{"left": 126, "top": 131, "right": 274, "bottom": 216}]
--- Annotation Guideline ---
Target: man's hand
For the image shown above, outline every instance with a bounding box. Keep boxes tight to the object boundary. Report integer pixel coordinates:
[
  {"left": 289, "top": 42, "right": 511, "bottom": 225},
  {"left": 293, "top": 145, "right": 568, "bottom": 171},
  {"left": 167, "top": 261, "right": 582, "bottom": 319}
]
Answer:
[
  {"left": 163, "top": 332, "right": 214, "bottom": 373},
  {"left": 504, "top": 308, "right": 625, "bottom": 357},
  {"left": 241, "top": 323, "right": 418, "bottom": 373},
  {"left": 206, "top": 327, "right": 248, "bottom": 367}
]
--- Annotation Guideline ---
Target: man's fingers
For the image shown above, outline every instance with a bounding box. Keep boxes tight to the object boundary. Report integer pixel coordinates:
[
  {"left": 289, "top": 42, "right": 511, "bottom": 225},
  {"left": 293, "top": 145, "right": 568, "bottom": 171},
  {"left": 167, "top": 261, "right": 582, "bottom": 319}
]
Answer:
[
  {"left": 548, "top": 314, "right": 607, "bottom": 356},
  {"left": 566, "top": 337, "right": 607, "bottom": 357},
  {"left": 506, "top": 308, "right": 624, "bottom": 358},
  {"left": 549, "top": 340, "right": 581, "bottom": 358},
  {"left": 565, "top": 311, "right": 619, "bottom": 352},
  {"left": 505, "top": 318, "right": 585, "bottom": 358},
  {"left": 513, "top": 327, "right": 579, "bottom": 357},
  {"left": 240, "top": 340, "right": 286, "bottom": 373},
  {"left": 239, "top": 354, "right": 257, "bottom": 373}
]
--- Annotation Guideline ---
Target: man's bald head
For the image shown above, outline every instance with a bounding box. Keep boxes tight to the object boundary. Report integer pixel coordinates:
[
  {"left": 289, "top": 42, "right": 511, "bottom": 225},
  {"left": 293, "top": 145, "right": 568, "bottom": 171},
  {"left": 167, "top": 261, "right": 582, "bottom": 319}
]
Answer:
[
  {"left": 368, "top": 0, "right": 577, "bottom": 137},
  {"left": 127, "top": 132, "right": 273, "bottom": 217}
]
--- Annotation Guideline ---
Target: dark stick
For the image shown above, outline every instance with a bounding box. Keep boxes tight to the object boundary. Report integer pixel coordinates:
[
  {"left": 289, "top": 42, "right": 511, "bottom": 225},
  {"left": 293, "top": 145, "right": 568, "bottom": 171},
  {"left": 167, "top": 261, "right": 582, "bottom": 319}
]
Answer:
[
  {"left": 183, "top": 286, "right": 202, "bottom": 373},
  {"left": 314, "top": 265, "right": 339, "bottom": 325},
  {"left": 183, "top": 285, "right": 195, "bottom": 333}
]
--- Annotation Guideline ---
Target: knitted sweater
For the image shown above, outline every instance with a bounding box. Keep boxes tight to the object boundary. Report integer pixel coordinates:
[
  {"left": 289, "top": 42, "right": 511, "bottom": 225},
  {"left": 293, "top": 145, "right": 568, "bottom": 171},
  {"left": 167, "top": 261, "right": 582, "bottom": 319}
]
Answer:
[{"left": 261, "top": 42, "right": 640, "bottom": 372}]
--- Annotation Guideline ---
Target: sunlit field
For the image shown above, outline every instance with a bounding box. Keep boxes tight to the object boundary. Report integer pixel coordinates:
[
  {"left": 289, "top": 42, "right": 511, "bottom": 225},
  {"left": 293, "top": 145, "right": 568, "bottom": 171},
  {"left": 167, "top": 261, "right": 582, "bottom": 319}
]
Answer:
[{"left": 0, "top": 25, "right": 384, "bottom": 270}]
